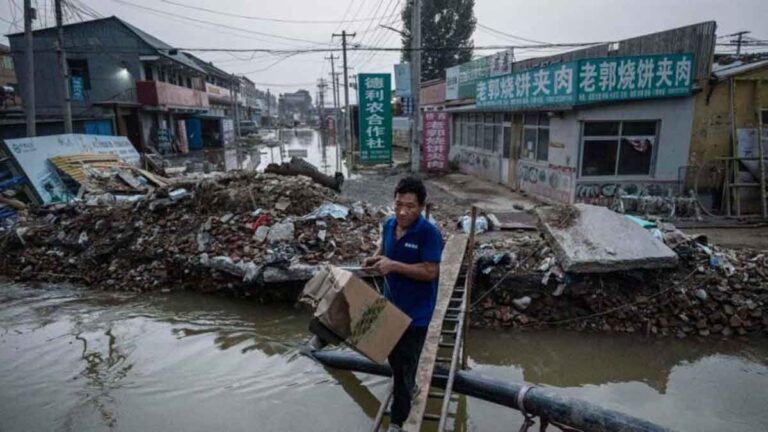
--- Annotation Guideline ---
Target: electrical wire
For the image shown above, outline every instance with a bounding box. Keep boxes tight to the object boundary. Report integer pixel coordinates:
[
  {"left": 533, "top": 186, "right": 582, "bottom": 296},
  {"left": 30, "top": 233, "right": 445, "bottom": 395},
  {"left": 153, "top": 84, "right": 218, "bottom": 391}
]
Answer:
[
  {"left": 110, "top": 0, "right": 330, "bottom": 46},
  {"left": 158, "top": 0, "right": 400, "bottom": 25},
  {"left": 349, "top": 0, "right": 402, "bottom": 67},
  {"left": 476, "top": 22, "right": 549, "bottom": 45}
]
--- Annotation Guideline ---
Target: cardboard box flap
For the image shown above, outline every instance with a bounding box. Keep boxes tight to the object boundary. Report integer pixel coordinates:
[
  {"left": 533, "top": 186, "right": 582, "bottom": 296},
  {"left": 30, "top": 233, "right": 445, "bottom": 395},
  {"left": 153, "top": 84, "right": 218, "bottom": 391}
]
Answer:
[{"left": 300, "top": 265, "right": 411, "bottom": 364}]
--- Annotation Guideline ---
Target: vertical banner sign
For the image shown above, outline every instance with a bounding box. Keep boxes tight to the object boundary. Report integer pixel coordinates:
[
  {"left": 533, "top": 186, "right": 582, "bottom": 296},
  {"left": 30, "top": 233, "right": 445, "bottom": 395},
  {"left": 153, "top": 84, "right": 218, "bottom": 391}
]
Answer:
[
  {"left": 421, "top": 111, "right": 449, "bottom": 171},
  {"left": 70, "top": 76, "right": 85, "bottom": 102},
  {"left": 394, "top": 64, "right": 411, "bottom": 97},
  {"left": 357, "top": 73, "right": 392, "bottom": 164}
]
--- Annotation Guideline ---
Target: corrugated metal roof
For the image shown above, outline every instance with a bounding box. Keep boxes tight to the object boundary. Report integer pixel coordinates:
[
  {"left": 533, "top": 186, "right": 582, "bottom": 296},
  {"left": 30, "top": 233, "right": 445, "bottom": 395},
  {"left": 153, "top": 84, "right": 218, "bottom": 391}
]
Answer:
[
  {"left": 115, "top": 18, "right": 205, "bottom": 74},
  {"left": 712, "top": 59, "right": 768, "bottom": 80}
]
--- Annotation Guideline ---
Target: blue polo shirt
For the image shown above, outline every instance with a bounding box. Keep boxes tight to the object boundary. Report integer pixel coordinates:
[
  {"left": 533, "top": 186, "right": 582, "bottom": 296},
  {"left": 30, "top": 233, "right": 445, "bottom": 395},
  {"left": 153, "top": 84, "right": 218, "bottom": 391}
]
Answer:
[{"left": 382, "top": 215, "right": 444, "bottom": 327}]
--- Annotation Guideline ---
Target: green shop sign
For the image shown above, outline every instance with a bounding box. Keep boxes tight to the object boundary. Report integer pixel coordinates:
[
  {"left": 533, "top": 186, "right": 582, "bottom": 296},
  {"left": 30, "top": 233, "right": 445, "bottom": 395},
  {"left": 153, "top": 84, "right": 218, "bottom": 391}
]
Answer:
[
  {"left": 458, "top": 56, "right": 490, "bottom": 99},
  {"left": 357, "top": 73, "right": 392, "bottom": 164},
  {"left": 476, "top": 53, "right": 694, "bottom": 109}
]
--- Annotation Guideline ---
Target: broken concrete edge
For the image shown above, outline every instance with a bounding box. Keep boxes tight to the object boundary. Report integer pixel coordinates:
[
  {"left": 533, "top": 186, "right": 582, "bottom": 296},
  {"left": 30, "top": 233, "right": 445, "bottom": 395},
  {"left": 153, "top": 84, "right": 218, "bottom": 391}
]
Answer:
[
  {"left": 536, "top": 204, "right": 679, "bottom": 274},
  {"left": 197, "top": 256, "right": 365, "bottom": 285}
]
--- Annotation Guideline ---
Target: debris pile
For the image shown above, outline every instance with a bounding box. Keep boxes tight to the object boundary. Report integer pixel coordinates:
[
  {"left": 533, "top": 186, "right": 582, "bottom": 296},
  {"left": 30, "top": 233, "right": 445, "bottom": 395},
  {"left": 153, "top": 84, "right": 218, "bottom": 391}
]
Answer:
[
  {"left": 472, "top": 224, "right": 768, "bottom": 337},
  {"left": 0, "top": 172, "right": 384, "bottom": 294}
]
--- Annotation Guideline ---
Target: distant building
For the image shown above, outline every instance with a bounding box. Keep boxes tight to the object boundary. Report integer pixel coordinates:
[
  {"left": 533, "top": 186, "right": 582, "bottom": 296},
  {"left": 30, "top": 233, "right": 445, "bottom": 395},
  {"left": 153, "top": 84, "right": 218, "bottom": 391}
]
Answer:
[{"left": 281, "top": 89, "right": 312, "bottom": 125}]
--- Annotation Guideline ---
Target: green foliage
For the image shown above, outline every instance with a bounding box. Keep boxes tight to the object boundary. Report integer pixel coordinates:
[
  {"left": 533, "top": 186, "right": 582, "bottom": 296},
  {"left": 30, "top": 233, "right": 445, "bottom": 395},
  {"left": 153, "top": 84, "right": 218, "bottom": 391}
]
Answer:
[{"left": 401, "top": 0, "right": 476, "bottom": 81}]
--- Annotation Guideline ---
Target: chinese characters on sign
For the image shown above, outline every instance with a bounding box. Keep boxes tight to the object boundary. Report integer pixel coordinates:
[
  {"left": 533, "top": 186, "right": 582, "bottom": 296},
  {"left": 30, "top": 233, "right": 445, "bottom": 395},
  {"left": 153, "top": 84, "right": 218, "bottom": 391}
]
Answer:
[
  {"left": 357, "top": 73, "right": 392, "bottom": 164},
  {"left": 576, "top": 53, "right": 693, "bottom": 103},
  {"left": 477, "top": 62, "right": 578, "bottom": 108},
  {"left": 421, "top": 111, "right": 449, "bottom": 171},
  {"left": 476, "top": 53, "right": 694, "bottom": 109},
  {"left": 71, "top": 76, "right": 85, "bottom": 102}
]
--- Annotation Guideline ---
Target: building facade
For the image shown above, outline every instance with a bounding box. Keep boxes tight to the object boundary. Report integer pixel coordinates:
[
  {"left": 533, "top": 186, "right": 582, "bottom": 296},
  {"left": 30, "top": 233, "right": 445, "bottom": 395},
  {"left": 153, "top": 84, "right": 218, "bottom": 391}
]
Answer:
[
  {"left": 0, "top": 44, "right": 20, "bottom": 109},
  {"left": 7, "top": 17, "right": 215, "bottom": 152},
  {"left": 443, "top": 22, "right": 721, "bottom": 209}
]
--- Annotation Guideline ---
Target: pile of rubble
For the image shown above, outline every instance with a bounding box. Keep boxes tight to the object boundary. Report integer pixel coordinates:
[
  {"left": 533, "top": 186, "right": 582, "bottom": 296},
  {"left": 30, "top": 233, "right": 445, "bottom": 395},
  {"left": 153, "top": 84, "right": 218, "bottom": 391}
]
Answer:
[
  {"left": 472, "top": 220, "right": 768, "bottom": 338},
  {"left": 0, "top": 172, "right": 384, "bottom": 295}
]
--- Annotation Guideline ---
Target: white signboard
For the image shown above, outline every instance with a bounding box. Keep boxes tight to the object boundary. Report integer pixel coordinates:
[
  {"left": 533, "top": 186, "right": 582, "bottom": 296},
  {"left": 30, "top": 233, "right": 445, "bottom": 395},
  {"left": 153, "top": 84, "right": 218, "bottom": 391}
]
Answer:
[
  {"left": 3, "top": 134, "right": 140, "bottom": 204},
  {"left": 489, "top": 49, "right": 514, "bottom": 77},
  {"left": 445, "top": 66, "right": 459, "bottom": 100},
  {"left": 394, "top": 63, "right": 411, "bottom": 97}
]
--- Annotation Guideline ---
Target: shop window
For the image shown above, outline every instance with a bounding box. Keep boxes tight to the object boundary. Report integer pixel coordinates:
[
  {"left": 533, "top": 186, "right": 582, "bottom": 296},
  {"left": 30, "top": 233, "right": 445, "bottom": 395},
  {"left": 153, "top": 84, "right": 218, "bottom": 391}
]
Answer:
[
  {"left": 483, "top": 114, "right": 494, "bottom": 150},
  {"left": 580, "top": 120, "right": 658, "bottom": 177},
  {"left": 522, "top": 113, "right": 549, "bottom": 162}
]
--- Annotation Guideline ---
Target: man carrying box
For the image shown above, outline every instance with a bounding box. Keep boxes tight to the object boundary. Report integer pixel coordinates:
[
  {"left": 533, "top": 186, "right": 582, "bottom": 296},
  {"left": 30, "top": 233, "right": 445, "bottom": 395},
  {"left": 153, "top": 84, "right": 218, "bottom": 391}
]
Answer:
[{"left": 363, "top": 177, "right": 444, "bottom": 431}]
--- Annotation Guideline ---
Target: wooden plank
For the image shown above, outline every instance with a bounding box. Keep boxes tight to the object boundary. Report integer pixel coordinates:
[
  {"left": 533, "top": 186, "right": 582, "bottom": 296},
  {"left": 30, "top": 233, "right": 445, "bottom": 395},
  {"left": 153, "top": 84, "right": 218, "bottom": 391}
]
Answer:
[
  {"left": 402, "top": 234, "right": 468, "bottom": 432},
  {"left": 136, "top": 168, "right": 170, "bottom": 187}
]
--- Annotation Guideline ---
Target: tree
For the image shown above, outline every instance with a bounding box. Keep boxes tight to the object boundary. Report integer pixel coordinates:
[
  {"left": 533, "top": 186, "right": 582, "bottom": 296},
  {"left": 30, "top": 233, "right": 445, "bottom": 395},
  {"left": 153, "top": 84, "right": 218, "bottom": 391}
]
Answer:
[{"left": 401, "top": 0, "right": 476, "bottom": 81}]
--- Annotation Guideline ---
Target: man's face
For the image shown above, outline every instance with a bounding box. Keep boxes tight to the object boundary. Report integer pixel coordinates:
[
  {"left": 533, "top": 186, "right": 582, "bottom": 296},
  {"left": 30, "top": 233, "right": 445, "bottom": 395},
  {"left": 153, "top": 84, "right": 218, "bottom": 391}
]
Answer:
[{"left": 394, "top": 192, "right": 423, "bottom": 229}]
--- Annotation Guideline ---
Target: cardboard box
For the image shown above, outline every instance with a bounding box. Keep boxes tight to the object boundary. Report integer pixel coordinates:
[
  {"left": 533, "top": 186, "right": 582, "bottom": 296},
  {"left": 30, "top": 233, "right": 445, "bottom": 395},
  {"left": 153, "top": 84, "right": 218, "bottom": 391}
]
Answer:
[{"left": 300, "top": 266, "right": 411, "bottom": 364}]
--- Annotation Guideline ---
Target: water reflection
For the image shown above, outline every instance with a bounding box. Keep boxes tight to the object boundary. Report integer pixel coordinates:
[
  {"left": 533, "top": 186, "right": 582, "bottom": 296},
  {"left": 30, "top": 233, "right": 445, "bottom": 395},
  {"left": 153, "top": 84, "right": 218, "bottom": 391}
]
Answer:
[
  {"left": 468, "top": 329, "right": 768, "bottom": 393},
  {"left": 257, "top": 128, "right": 348, "bottom": 178},
  {"left": 1, "top": 283, "right": 768, "bottom": 432},
  {"left": 67, "top": 329, "right": 133, "bottom": 429}
]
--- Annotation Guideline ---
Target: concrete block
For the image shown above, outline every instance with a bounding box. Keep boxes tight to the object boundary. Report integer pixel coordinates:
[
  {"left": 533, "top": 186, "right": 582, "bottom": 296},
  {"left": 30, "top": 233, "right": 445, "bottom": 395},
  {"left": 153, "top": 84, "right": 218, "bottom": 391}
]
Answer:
[{"left": 536, "top": 204, "right": 678, "bottom": 273}]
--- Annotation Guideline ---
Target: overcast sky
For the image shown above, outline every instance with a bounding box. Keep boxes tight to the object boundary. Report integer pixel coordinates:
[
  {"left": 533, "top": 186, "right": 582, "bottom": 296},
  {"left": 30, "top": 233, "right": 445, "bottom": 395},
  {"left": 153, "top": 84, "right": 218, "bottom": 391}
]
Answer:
[{"left": 2, "top": 0, "right": 766, "bottom": 100}]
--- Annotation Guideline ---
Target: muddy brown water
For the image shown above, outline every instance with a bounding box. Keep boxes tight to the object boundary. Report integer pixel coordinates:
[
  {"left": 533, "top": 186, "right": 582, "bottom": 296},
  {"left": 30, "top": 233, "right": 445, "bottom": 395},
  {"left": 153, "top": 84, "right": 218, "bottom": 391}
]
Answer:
[{"left": 1, "top": 282, "right": 767, "bottom": 432}]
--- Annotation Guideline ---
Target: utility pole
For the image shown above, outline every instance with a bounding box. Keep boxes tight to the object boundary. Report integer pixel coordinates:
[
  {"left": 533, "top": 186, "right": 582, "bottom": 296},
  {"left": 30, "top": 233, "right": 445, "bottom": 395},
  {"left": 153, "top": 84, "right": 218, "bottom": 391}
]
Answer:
[
  {"left": 55, "top": 0, "right": 71, "bottom": 133},
  {"left": 332, "top": 30, "right": 355, "bottom": 170},
  {"left": 325, "top": 54, "right": 340, "bottom": 147},
  {"left": 410, "top": 0, "right": 422, "bottom": 172},
  {"left": 266, "top": 88, "right": 271, "bottom": 128},
  {"left": 230, "top": 74, "right": 241, "bottom": 138},
  {"left": 317, "top": 78, "right": 327, "bottom": 131},
  {"left": 733, "top": 31, "right": 751, "bottom": 56},
  {"left": 24, "top": 0, "right": 36, "bottom": 137}
]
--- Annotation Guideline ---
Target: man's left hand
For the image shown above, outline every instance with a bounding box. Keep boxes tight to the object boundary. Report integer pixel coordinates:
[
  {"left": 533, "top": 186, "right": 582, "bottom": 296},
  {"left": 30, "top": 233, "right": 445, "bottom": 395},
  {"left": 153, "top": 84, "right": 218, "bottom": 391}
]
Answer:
[{"left": 372, "top": 257, "right": 399, "bottom": 276}]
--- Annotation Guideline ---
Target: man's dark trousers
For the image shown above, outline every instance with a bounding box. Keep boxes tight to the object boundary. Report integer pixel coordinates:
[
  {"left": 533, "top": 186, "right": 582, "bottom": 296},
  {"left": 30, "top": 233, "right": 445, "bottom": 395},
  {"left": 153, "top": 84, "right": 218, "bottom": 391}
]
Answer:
[{"left": 388, "top": 325, "right": 428, "bottom": 426}]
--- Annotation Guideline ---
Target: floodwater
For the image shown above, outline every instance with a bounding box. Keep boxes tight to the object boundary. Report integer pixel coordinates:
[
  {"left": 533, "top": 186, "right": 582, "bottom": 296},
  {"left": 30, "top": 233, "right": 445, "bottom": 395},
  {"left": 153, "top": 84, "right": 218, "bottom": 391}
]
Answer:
[
  {"left": 1, "top": 282, "right": 767, "bottom": 432},
  {"left": 256, "top": 128, "right": 349, "bottom": 178}
]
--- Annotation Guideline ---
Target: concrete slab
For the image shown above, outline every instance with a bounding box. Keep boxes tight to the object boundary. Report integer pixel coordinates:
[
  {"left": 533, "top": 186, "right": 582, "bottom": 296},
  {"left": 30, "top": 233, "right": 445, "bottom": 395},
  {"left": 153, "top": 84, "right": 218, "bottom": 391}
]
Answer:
[{"left": 537, "top": 204, "right": 679, "bottom": 273}]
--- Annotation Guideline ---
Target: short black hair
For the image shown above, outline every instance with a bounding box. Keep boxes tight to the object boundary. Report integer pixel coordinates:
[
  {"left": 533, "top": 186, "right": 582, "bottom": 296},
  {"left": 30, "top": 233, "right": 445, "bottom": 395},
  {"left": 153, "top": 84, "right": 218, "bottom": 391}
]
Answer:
[{"left": 394, "top": 176, "right": 427, "bottom": 205}]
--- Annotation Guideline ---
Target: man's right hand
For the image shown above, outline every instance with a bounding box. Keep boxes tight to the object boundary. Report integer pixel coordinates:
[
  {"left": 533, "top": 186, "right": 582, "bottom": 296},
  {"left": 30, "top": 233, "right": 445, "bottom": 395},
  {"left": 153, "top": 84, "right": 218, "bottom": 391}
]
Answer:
[{"left": 362, "top": 256, "right": 383, "bottom": 271}]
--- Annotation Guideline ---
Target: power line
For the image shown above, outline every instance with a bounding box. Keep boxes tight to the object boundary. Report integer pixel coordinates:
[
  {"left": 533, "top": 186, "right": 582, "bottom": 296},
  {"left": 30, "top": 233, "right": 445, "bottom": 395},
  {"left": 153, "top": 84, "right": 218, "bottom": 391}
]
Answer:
[
  {"left": 349, "top": 0, "right": 402, "bottom": 67},
  {"left": 346, "top": 0, "right": 394, "bottom": 64},
  {"left": 110, "top": 0, "right": 330, "bottom": 47},
  {"left": 476, "top": 22, "right": 549, "bottom": 45},
  {"left": 157, "top": 0, "right": 400, "bottom": 25}
]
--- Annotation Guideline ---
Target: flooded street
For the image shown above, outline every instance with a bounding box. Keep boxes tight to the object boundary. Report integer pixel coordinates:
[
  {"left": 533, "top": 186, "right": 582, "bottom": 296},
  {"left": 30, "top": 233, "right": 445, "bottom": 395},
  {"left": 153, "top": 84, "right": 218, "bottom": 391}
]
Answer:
[
  {"left": 256, "top": 129, "right": 349, "bottom": 178},
  {"left": 1, "top": 282, "right": 767, "bottom": 432}
]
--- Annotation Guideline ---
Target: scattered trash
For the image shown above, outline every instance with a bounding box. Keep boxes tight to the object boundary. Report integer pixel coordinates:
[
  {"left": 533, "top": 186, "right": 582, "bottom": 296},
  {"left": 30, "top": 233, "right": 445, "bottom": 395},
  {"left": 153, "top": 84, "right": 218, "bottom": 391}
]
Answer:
[
  {"left": 512, "top": 296, "right": 531, "bottom": 311},
  {"left": 459, "top": 215, "right": 488, "bottom": 234},
  {"left": 303, "top": 202, "right": 350, "bottom": 220},
  {"left": 246, "top": 214, "right": 270, "bottom": 231}
]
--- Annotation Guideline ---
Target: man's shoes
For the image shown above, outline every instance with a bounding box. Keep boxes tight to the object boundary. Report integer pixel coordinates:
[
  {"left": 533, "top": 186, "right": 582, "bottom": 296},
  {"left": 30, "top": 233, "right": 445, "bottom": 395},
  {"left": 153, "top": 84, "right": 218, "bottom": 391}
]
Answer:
[{"left": 387, "top": 424, "right": 402, "bottom": 432}]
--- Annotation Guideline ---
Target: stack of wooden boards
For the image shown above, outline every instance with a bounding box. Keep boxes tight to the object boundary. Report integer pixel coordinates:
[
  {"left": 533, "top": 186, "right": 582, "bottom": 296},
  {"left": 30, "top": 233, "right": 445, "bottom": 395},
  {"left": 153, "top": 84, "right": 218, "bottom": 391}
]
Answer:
[{"left": 48, "top": 153, "right": 172, "bottom": 196}]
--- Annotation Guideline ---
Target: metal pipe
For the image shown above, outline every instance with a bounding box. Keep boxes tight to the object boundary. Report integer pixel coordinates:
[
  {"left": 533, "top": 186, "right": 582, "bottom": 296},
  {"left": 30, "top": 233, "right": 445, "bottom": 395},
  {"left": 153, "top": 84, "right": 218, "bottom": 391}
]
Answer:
[{"left": 310, "top": 350, "right": 673, "bottom": 432}]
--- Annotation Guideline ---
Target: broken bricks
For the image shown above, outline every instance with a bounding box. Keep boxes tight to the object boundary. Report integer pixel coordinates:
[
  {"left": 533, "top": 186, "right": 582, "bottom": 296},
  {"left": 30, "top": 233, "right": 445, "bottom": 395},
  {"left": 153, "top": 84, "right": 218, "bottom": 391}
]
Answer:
[{"left": 0, "top": 171, "right": 384, "bottom": 294}]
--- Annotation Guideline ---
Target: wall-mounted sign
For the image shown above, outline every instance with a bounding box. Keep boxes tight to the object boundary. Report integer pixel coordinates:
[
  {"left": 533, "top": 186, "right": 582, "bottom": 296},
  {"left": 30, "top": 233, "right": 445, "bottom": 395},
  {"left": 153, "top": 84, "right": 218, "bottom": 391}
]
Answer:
[{"left": 476, "top": 53, "right": 694, "bottom": 109}]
